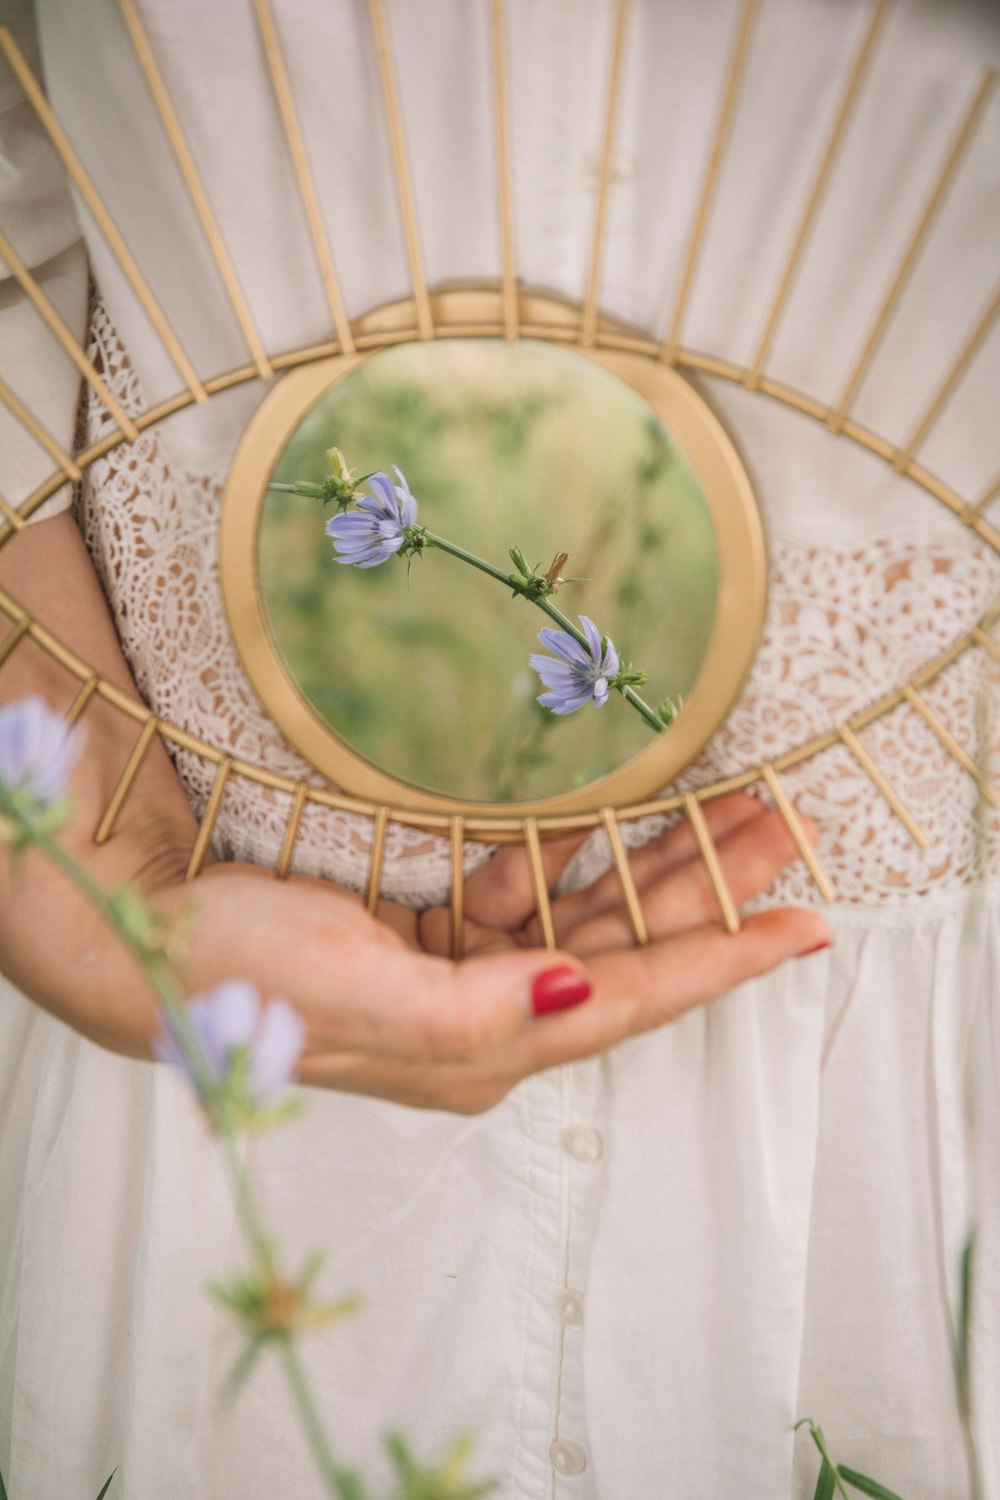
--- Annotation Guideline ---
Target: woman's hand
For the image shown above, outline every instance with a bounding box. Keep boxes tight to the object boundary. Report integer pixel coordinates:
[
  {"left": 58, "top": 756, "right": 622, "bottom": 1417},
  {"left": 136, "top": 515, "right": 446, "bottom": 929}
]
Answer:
[
  {"left": 159, "top": 791, "right": 828, "bottom": 1113},
  {"left": 1, "top": 514, "right": 829, "bottom": 1114}
]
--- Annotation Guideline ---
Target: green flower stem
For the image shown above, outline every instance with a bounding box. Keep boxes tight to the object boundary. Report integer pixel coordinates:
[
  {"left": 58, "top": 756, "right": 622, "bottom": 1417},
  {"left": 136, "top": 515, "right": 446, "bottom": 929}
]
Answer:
[
  {"left": 1, "top": 790, "right": 346, "bottom": 1497},
  {"left": 0, "top": 791, "right": 217, "bottom": 1102},
  {"left": 420, "top": 530, "right": 666, "bottom": 733},
  {"left": 280, "top": 1339, "right": 356, "bottom": 1500}
]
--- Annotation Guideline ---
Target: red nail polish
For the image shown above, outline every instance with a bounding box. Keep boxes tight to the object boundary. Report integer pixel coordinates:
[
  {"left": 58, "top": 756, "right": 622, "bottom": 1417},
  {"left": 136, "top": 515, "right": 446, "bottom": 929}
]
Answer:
[
  {"left": 531, "top": 966, "right": 593, "bottom": 1016},
  {"left": 798, "top": 940, "right": 832, "bottom": 958}
]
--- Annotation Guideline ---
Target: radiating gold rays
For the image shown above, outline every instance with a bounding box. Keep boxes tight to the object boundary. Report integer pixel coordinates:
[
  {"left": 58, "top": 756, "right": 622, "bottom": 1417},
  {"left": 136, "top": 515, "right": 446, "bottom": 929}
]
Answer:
[
  {"left": 744, "top": 0, "right": 894, "bottom": 390},
  {"left": 0, "top": 0, "right": 996, "bottom": 928},
  {"left": 661, "top": 0, "right": 760, "bottom": 364}
]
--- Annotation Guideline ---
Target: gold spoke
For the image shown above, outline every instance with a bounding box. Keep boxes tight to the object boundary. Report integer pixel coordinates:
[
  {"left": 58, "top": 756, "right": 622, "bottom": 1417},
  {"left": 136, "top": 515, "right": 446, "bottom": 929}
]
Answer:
[
  {"left": 367, "top": 0, "right": 434, "bottom": 340},
  {"left": 828, "top": 68, "right": 997, "bottom": 431},
  {"left": 450, "top": 816, "right": 466, "bottom": 959},
  {"left": 185, "top": 758, "right": 233, "bottom": 880},
  {"left": 95, "top": 716, "right": 160, "bottom": 844},
  {"left": 744, "top": 0, "right": 892, "bottom": 389},
  {"left": 761, "top": 764, "right": 836, "bottom": 901},
  {"left": 491, "top": 0, "right": 519, "bottom": 341},
  {"left": 661, "top": 0, "right": 759, "bottom": 364},
  {"left": 524, "top": 818, "right": 557, "bottom": 950},
  {"left": 252, "top": 0, "right": 354, "bottom": 354},
  {"left": 0, "top": 27, "right": 206, "bottom": 402},
  {"left": 600, "top": 807, "right": 648, "bottom": 945},
  {"left": 582, "top": 0, "right": 631, "bottom": 347},
  {"left": 0, "top": 230, "right": 140, "bottom": 441},
  {"left": 276, "top": 782, "right": 309, "bottom": 880},
  {"left": 682, "top": 793, "right": 741, "bottom": 932},
  {"left": 116, "top": 0, "right": 273, "bottom": 380}
]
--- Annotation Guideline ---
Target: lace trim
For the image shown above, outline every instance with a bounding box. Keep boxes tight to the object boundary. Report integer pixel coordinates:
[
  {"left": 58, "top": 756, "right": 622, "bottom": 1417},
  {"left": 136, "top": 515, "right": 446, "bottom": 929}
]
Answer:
[{"left": 73, "top": 301, "right": 999, "bottom": 914}]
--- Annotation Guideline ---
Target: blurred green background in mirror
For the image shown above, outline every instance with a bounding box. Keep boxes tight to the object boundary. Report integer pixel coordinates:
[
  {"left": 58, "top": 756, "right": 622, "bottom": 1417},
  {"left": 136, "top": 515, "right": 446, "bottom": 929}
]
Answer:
[{"left": 260, "top": 340, "right": 719, "bottom": 802}]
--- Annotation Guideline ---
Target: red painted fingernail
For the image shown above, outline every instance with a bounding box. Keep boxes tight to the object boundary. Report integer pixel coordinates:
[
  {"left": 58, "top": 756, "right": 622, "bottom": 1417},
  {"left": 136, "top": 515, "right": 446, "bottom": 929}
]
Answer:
[
  {"left": 531, "top": 966, "right": 593, "bottom": 1016},
  {"left": 798, "top": 940, "right": 832, "bottom": 958}
]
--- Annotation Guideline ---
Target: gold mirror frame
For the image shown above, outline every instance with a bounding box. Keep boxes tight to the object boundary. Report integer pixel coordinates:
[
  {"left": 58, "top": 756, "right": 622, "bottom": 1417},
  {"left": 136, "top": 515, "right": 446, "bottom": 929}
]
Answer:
[
  {"left": 1, "top": 1, "right": 997, "bottom": 953},
  {"left": 220, "top": 287, "right": 766, "bottom": 822}
]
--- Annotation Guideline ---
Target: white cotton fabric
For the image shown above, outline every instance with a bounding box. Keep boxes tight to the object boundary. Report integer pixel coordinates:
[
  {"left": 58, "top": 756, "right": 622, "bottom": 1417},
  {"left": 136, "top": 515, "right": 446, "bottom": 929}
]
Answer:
[{"left": 1, "top": 1, "right": 999, "bottom": 1496}]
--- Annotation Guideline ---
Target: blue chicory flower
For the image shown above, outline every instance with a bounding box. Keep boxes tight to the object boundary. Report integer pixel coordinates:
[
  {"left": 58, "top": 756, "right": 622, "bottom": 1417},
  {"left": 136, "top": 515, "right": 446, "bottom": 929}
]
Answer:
[
  {"left": 0, "top": 694, "right": 84, "bottom": 806},
  {"left": 325, "top": 467, "right": 418, "bottom": 568},
  {"left": 530, "top": 615, "right": 621, "bottom": 714},
  {"left": 155, "top": 980, "right": 305, "bottom": 1110}
]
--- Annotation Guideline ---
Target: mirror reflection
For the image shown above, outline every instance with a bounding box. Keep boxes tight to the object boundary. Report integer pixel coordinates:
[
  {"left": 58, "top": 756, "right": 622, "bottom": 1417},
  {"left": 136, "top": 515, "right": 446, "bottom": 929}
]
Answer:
[{"left": 259, "top": 340, "right": 719, "bottom": 802}]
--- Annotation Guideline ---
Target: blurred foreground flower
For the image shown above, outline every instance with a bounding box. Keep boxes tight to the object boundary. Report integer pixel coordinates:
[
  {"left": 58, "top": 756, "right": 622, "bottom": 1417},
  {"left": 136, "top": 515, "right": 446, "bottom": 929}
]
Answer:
[
  {"left": 326, "top": 467, "right": 419, "bottom": 568},
  {"left": 0, "top": 694, "right": 84, "bottom": 848},
  {"left": 155, "top": 979, "right": 305, "bottom": 1129},
  {"left": 530, "top": 615, "right": 620, "bottom": 714},
  {"left": 0, "top": 694, "right": 84, "bottom": 806}
]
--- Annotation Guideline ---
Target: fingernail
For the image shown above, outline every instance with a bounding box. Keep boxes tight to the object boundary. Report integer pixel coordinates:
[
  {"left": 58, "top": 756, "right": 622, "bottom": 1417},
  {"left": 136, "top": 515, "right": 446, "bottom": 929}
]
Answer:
[
  {"left": 531, "top": 965, "right": 593, "bottom": 1016},
  {"left": 798, "top": 939, "right": 832, "bottom": 959}
]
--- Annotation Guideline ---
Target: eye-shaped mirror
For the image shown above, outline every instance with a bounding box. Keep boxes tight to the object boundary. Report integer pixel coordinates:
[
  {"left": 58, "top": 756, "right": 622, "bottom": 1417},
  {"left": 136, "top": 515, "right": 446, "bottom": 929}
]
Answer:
[{"left": 221, "top": 292, "right": 766, "bottom": 820}]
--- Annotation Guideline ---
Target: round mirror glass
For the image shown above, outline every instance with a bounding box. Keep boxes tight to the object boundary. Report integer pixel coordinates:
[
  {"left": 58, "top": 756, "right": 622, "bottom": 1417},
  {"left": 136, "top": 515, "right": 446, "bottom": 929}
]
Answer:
[{"left": 257, "top": 339, "right": 719, "bottom": 802}]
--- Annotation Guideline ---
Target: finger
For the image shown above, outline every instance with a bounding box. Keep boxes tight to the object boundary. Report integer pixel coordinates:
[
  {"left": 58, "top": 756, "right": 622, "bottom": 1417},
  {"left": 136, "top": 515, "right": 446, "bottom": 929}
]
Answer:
[
  {"left": 552, "top": 810, "right": 812, "bottom": 954},
  {"left": 618, "top": 792, "right": 768, "bottom": 890},
  {"left": 462, "top": 830, "right": 592, "bottom": 932},
  {"left": 297, "top": 908, "right": 831, "bottom": 1103},
  {"left": 544, "top": 793, "right": 770, "bottom": 940},
  {"left": 417, "top": 903, "right": 521, "bottom": 958},
  {"left": 476, "top": 907, "right": 832, "bottom": 1075},
  {"left": 180, "top": 864, "right": 594, "bottom": 1068}
]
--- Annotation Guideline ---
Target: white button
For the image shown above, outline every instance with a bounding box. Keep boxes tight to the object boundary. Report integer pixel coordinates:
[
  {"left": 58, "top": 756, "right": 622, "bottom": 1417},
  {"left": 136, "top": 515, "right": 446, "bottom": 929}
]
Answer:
[
  {"left": 557, "top": 1289, "right": 584, "bottom": 1327},
  {"left": 550, "top": 1438, "right": 587, "bottom": 1477},
  {"left": 561, "top": 1125, "right": 604, "bottom": 1163}
]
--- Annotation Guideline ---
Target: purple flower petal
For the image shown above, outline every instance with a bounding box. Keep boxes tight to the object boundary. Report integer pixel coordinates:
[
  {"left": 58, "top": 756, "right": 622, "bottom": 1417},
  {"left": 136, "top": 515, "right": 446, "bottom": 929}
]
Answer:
[
  {"left": 0, "top": 695, "right": 85, "bottom": 807},
  {"left": 530, "top": 618, "right": 620, "bottom": 715},
  {"left": 155, "top": 981, "right": 304, "bottom": 1112},
  {"left": 580, "top": 615, "right": 603, "bottom": 661},
  {"left": 250, "top": 999, "right": 305, "bottom": 1103},
  {"left": 326, "top": 468, "right": 419, "bottom": 570},
  {"left": 535, "top": 628, "right": 589, "bottom": 667}
]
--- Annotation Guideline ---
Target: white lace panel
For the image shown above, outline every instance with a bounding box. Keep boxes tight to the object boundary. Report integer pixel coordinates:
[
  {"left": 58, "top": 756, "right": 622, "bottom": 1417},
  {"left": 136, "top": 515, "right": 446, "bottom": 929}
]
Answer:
[{"left": 73, "top": 302, "right": 1000, "bottom": 916}]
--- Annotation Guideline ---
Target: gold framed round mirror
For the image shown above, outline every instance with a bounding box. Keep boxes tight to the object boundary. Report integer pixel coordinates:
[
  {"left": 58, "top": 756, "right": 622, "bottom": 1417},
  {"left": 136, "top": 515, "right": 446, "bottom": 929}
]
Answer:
[{"left": 221, "top": 289, "right": 767, "bottom": 821}]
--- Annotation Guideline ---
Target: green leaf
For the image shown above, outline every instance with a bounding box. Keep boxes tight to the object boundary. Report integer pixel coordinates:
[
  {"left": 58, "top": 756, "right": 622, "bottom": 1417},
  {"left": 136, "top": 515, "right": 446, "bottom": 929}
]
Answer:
[
  {"left": 0, "top": 1462, "right": 8, "bottom": 1500},
  {"left": 94, "top": 1471, "right": 117, "bottom": 1500},
  {"left": 812, "top": 1459, "right": 837, "bottom": 1500},
  {"left": 956, "top": 1232, "right": 974, "bottom": 1398},
  {"left": 839, "top": 1466, "right": 906, "bottom": 1500}
]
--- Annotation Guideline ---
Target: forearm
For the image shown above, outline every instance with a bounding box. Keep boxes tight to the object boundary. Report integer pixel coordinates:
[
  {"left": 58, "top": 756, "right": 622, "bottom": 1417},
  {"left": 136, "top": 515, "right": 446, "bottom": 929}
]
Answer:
[{"left": 0, "top": 511, "right": 200, "bottom": 1053}]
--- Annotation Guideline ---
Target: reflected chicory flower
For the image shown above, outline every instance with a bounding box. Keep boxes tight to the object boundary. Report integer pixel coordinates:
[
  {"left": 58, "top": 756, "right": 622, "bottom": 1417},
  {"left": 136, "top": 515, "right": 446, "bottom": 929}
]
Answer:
[
  {"left": 325, "top": 467, "right": 418, "bottom": 568},
  {"left": 530, "top": 615, "right": 620, "bottom": 714},
  {"left": 0, "top": 694, "right": 84, "bottom": 807},
  {"left": 155, "top": 979, "right": 305, "bottom": 1114}
]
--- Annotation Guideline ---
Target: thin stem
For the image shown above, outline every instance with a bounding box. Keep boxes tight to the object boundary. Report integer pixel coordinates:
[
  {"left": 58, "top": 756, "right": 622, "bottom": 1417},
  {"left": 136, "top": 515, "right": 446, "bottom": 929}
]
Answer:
[
  {"left": 220, "top": 1130, "right": 276, "bottom": 1274},
  {"left": 1, "top": 793, "right": 218, "bottom": 1099},
  {"left": 3, "top": 789, "right": 349, "bottom": 1499},
  {"left": 421, "top": 530, "right": 666, "bottom": 732},
  {"left": 280, "top": 1339, "right": 354, "bottom": 1499},
  {"left": 795, "top": 1421, "right": 851, "bottom": 1500}
]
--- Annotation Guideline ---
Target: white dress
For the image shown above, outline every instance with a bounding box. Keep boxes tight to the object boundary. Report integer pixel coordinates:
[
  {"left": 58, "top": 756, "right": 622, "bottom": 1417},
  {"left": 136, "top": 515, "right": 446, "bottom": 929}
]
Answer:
[{"left": 1, "top": 2, "right": 998, "bottom": 1496}]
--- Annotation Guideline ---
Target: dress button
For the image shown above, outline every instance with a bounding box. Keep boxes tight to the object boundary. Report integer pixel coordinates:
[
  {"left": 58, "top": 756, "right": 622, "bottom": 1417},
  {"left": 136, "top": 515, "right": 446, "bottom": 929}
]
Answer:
[
  {"left": 561, "top": 1125, "right": 604, "bottom": 1163},
  {"left": 556, "top": 1289, "right": 584, "bottom": 1327},
  {"left": 549, "top": 1438, "right": 587, "bottom": 1477}
]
